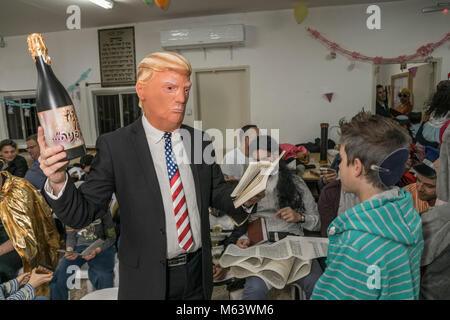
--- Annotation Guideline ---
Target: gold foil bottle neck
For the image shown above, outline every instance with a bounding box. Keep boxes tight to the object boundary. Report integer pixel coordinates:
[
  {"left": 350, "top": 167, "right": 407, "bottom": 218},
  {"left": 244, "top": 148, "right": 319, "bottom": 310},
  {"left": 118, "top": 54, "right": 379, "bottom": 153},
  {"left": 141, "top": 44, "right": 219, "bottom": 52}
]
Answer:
[{"left": 27, "top": 33, "right": 51, "bottom": 65}]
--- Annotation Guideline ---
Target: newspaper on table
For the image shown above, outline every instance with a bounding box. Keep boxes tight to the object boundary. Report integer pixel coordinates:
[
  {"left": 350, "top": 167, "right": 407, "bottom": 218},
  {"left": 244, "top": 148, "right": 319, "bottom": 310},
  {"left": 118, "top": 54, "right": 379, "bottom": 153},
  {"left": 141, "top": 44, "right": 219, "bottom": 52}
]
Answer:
[{"left": 218, "top": 235, "right": 328, "bottom": 289}]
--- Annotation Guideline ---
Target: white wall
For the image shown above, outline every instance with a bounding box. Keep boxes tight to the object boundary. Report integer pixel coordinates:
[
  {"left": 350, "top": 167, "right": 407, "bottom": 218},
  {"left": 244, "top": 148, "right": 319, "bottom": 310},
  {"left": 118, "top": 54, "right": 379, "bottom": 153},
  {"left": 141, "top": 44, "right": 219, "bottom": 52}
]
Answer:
[{"left": 1, "top": 0, "right": 449, "bottom": 147}]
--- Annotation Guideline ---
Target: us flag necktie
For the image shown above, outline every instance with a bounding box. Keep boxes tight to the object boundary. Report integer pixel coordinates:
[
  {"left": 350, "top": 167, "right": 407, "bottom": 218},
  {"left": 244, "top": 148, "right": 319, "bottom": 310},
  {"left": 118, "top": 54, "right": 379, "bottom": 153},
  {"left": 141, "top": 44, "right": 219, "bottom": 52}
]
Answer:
[{"left": 163, "top": 132, "right": 194, "bottom": 251}]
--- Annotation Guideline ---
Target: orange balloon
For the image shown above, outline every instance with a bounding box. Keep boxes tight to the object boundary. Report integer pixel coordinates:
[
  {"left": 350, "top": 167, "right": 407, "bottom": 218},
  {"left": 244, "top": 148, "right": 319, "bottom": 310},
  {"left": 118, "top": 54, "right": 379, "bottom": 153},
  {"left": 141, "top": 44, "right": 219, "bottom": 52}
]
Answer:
[{"left": 155, "top": 0, "right": 169, "bottom": 9}]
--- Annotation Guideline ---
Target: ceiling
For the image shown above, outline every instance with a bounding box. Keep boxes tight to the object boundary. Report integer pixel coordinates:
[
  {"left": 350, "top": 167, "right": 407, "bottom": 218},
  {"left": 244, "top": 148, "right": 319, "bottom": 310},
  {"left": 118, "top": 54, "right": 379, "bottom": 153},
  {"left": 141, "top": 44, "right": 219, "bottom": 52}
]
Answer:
[{"left": 0, "top": 0, "right": 403, "bottom": 37}]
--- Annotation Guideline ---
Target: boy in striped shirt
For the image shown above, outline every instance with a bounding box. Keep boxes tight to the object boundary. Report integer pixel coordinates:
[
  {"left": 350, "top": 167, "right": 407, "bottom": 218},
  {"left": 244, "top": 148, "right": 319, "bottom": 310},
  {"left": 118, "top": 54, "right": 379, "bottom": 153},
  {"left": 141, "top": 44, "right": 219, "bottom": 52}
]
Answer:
[
  {"left": 311, "top": 112, "right": 424, "bottom": 300},
  {"left": 0, "top": 268, "right": 53, "bottom": 300}
]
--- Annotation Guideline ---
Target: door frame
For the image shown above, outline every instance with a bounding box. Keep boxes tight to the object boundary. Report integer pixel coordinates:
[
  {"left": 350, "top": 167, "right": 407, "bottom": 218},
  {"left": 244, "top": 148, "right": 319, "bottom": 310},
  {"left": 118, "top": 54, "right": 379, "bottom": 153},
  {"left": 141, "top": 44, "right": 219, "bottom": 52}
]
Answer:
[{"left": 192, "top": 66, "right": 250, "bottom": 123}]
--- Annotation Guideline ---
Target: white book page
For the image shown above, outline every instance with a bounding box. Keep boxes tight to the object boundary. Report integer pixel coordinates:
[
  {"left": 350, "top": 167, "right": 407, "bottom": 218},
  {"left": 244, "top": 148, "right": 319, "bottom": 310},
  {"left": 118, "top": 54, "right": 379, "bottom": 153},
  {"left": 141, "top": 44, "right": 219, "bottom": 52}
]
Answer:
[{"left": 231, "top": 161, "right": 270, "bottom": 198}]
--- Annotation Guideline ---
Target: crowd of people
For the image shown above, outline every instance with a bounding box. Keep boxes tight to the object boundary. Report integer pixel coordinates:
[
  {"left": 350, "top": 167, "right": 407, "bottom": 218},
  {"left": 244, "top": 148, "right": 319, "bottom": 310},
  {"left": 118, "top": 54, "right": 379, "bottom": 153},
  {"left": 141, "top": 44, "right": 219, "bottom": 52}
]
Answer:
[{"left": 0, "top": 51, "right": 449, "bottom": 300}]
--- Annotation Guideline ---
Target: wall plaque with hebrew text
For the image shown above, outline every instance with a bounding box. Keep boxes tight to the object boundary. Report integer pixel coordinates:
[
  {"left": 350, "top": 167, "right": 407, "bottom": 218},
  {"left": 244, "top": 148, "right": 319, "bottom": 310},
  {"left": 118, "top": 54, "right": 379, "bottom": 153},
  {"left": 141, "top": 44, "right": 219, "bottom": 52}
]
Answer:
[{"left": 98, "top": 26, "right": 136, "bottom": 87}]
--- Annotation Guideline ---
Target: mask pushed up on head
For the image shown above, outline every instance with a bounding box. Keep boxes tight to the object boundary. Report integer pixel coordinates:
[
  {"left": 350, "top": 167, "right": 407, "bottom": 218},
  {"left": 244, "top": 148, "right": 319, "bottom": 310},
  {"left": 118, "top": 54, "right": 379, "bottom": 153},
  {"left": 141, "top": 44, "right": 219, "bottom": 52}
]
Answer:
[{"left": 370, "top": 148, "right": 410, "bottom": 187}]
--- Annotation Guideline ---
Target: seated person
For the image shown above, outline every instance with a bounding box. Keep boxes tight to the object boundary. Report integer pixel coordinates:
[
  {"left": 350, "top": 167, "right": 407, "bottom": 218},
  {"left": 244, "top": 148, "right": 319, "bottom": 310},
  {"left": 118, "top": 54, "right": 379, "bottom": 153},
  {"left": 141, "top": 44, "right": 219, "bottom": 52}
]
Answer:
[
  {"left": 437, "top": 119, "right": 450, "bottom": 204},
  {"left": 420, "top": 122, "right": 450, "bottom": 300},
  {"left": 394, "top": 88, "right": 413, "bottom": 116},
  {"left": 24, "top": 134, "right": 47, "bottom": 190},
  {"left": 68, "top": 166, "right": 85, "bottom": 186},
  {"left": 311, "top": 112, "right": 423, "bottom": 300},
  {"left": 395, "top": 115, "right": 413, "bottom": 139},
  {"left": 317, "top": 179, "right": 360, "bottom": 271},
  {"left": 80, "top": 154, "right": 94, "bottom": 177},
  {"left": 0, "top": 139, "right": 28, "bottom": 178},
  {"left": 49, "top": 213, "right": 117, "bottom": 300},
  {"left": 1, "top": 268, "right": 53, "bottom": 300},
  {"left": 416, "top": 81, "right": 450, "bottom": 149},
  {"left": 317, "top": 153, "right": 341, "bottom": 192},
  {"left": 404, "top": 146, "right": 440, "bottom": 214},
  {"left": 318, "top": 179, "right": 360, "bottom": 238},
  {"left": 216, "top": 131, "right": 260, "bottom": 297},
  {"left": 209, "top": 207, "right": 248, "bottom": 299},
  {"left": 221, "top": 125, "right": 259, "bottom": 180},
  {"left": 408, "top": 112, "right": 422, "bottom": 140},
  {"left": 236, "top": 135, "right": 322, "bottom": 300},
  {"left": 0, "top": 215, "right": 23, "bottom": 284},
  {"left": 69, "top": 154, "right": 94, "bottom": 187},
  {"left": 0, "top": 218, "right": 22, "bottom": 283},
  {"left": 396, "top": 146, "right": 417, "bottom": 188}
]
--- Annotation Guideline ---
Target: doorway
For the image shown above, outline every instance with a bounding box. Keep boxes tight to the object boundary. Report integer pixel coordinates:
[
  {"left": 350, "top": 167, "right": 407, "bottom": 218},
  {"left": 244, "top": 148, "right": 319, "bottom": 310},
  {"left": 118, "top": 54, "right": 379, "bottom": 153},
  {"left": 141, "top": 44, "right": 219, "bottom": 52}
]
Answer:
[{"left": 193, "top": 67, "right": 250, "bottom": 160}]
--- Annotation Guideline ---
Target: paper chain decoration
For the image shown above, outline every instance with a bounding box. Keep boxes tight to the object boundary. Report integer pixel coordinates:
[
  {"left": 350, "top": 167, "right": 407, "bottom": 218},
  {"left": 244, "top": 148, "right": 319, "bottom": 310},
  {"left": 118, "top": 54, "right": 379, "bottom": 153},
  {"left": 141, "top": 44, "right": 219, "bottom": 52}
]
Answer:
[
  {"left": 1, "top": 68, "right": 91, "bottom": 109},
  {"left": 307, "top": 28, "right": 450, "bottom": 64}
]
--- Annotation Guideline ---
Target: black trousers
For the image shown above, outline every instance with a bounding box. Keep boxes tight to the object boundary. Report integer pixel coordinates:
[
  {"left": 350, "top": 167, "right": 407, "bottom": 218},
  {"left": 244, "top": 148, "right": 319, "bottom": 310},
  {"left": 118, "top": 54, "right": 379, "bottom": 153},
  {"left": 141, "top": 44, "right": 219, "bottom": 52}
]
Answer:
[{"left": 166, "top": 250, "right": 204, "bottom": 300}]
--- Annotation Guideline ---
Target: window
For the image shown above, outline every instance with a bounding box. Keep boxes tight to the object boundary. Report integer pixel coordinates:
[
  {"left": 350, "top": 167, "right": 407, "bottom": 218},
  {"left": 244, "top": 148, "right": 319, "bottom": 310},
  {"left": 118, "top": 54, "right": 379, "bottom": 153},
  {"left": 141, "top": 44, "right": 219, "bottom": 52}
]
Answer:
[
  {"left": 95, "top": 93, "right": 141, "bottom": 135},
  {"left": 5, "top": 97, "right": 38, "bottom": 140},
  {"left": 122, "top": 93, "right": 141, "bottom": 127}
]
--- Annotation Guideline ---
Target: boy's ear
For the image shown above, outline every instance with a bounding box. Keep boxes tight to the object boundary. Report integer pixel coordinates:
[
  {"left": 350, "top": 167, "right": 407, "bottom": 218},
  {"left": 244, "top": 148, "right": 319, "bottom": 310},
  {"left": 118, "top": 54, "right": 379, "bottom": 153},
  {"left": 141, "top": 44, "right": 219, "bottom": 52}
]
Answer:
[{"left": 352, "top": 158, "right": 364, "bottom": 178}]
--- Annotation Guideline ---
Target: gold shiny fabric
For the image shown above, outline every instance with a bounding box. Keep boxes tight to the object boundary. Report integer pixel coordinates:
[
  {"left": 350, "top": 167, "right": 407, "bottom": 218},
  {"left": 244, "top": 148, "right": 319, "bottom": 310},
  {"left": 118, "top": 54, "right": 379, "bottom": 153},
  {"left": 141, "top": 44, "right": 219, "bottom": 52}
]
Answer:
[{"left": 0, "top": 171, "right": 59, "bottom": 297}]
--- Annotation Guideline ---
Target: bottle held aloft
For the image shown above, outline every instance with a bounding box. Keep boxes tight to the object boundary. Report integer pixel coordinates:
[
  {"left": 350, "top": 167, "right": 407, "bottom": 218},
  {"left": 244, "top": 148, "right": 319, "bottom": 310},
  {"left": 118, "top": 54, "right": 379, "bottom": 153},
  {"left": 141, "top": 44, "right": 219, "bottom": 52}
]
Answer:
[{"left": 27, "top": 33, "right": 86, "bottom": 160}]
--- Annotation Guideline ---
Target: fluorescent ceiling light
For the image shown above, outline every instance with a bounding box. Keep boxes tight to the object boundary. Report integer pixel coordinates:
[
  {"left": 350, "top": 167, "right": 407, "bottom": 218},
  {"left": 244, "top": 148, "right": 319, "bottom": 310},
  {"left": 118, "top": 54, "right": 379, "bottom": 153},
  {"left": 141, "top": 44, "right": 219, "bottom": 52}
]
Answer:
[
  {"left": 422, "top": 2, "right": 450, "bottom": 13},
  {"left": 89, "top": 0, "right": 114, "bottom": 9}
]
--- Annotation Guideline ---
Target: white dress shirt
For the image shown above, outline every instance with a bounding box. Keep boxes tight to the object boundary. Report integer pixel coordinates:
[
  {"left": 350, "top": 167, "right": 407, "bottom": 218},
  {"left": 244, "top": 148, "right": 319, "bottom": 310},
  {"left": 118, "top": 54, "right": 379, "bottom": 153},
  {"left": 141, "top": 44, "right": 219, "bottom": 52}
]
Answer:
[
  {"left": 221, "top": 147, "right": 250, "bottom": 180},
  {"left": 141, "top": 115, "right": 202, "bottom": 259}
]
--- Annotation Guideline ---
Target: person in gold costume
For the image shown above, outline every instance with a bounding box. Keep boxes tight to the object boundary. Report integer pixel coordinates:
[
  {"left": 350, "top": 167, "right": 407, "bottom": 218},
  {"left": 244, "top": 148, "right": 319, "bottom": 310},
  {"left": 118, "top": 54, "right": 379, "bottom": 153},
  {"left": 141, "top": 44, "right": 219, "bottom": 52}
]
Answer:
[{"left": 0, "top": 158, "right": 59, "bottom": 297}]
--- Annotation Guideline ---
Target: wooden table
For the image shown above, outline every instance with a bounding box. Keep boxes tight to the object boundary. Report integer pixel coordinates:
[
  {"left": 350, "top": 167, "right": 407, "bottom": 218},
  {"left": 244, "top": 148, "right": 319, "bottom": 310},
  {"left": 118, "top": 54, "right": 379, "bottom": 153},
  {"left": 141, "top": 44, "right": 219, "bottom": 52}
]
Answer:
[
  {"left": 298, "top": 152, "right": 336, "bottom": 201},
  {"left": 300, "top": 152, "right": 336, "bottom": 182}
]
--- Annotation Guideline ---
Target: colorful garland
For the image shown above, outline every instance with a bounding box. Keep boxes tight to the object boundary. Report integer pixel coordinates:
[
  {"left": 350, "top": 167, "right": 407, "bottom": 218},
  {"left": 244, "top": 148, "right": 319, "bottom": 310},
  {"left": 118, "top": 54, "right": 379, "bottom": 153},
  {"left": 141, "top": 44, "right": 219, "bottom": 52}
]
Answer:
[{"left": 307, "top": 28, "right": 450, "bottom": 64}]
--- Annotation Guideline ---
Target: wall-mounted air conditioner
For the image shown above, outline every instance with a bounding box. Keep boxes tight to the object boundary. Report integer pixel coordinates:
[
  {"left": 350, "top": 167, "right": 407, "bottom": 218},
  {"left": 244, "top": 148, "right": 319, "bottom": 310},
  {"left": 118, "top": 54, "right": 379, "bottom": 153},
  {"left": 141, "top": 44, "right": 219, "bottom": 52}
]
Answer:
[{"left": 160, "top": 24, "right": 245, "bottom": 50}]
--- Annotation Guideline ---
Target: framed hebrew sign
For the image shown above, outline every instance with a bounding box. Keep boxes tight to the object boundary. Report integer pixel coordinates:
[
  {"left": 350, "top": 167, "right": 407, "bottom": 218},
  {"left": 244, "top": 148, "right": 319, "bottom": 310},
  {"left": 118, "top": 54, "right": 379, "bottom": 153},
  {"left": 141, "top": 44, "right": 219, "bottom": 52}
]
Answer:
[{"left": 98, "top": 26, "right": 136, "bottom": 87}]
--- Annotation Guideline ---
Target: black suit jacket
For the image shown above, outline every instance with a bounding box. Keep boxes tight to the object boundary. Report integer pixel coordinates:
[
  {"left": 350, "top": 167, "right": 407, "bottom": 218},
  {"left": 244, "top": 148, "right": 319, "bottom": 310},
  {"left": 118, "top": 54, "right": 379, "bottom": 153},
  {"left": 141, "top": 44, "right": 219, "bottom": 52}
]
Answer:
[
  {"left": 376, "top": 101, "right": 391, "bottom": 118},
  {"left": 44, "top": 119, "right": 248, "bottom": 300}
]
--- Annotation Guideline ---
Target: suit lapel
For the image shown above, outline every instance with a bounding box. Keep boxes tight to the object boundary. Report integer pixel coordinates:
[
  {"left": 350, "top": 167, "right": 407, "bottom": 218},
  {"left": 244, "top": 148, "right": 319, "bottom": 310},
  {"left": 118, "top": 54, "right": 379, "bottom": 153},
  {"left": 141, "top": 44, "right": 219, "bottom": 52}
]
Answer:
[
  {"left": 181, "top": 125, "right": 202, "bottom": 214},
  {"left": 130, "top": 119, "right": 165, "bottom": 211},
  {"left": 189, "top": 161, "right": 202, "bottom": 215}
]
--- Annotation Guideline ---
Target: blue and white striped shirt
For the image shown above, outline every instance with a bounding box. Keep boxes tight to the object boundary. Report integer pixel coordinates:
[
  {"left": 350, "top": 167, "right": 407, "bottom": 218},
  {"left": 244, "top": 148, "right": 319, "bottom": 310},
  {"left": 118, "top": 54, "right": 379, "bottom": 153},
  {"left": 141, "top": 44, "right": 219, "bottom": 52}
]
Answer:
[{"left": 0, "top": 279, "right": 35, "bottom": 300}]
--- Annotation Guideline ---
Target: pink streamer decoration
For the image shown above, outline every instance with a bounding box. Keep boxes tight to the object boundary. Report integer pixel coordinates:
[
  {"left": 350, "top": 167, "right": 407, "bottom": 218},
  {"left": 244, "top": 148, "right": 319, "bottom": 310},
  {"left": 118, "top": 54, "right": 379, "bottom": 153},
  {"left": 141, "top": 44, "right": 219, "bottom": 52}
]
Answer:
[{"left": 307, "top": 28, "right": 450, "bottom": 64}]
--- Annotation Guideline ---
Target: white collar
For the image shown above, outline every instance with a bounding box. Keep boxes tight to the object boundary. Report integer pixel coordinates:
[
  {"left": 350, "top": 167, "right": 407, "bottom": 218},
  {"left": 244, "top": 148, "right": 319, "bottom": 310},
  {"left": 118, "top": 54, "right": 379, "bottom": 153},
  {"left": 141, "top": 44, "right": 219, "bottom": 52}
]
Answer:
[{"left": 141, "top": 115, "right": 181, "bottom": 144}]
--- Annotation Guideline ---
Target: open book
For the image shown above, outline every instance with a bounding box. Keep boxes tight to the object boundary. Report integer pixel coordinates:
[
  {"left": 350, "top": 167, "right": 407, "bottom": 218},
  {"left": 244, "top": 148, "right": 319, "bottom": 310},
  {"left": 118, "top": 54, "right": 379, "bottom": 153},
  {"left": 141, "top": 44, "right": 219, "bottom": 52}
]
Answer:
[
  {"left": 219, "top": 236, "right": 328, "bottom": 289},
  {"left": 57, "top": 239, "right": 105, "bottom": 257},
  {"left": 231, "top": 151, "right": 285, "bottom": 208}
]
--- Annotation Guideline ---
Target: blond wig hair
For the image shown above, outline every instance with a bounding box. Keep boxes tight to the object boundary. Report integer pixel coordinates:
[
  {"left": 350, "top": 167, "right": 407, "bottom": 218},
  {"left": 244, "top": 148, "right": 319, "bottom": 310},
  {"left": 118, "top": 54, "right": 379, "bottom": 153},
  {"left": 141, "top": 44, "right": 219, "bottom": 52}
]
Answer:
[{"left": 136, "top": 51, "right": 192, "bottom": 108}]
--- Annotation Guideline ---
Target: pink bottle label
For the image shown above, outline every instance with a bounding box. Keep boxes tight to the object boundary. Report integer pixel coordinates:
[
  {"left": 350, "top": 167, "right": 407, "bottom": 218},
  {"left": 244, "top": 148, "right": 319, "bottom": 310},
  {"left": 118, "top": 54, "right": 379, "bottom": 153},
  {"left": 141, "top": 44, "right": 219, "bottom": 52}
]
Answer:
[{"left": 38, "top": 105, "right": 85, "bottom": 150}]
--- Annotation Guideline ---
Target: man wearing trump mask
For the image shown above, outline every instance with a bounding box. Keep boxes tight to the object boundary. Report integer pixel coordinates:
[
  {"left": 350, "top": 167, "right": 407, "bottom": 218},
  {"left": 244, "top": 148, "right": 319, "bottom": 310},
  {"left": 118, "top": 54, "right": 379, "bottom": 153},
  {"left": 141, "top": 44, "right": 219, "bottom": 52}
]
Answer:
[{"left": 38, "top": 51, "right": 262, "bottom": 300}]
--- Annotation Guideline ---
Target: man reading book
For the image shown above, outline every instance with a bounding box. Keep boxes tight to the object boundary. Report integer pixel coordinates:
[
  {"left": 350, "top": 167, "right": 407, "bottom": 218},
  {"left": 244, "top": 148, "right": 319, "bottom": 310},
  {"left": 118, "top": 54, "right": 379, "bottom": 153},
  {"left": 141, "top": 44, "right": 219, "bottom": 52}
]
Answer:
[
  {"left": 221, "top": 125, "right": 260, "bottom": 180},
  {"left": 311, "top": 112, "right": 424, "bottom": 300},
  {"left": 235, "top": 135, "right": 323, "bottom": 300}
]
